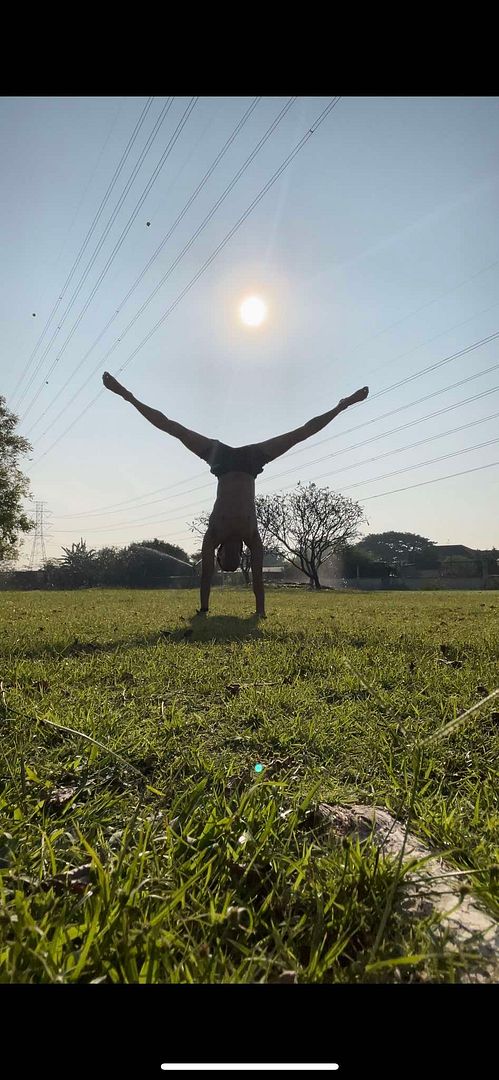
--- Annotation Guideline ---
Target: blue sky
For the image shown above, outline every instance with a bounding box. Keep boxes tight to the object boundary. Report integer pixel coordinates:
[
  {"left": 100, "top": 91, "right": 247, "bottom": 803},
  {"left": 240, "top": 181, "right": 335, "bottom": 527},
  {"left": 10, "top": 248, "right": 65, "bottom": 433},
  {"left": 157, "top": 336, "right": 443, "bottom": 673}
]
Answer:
[{"left": 2, "top": 95, "right": 499, "bottom": 564}]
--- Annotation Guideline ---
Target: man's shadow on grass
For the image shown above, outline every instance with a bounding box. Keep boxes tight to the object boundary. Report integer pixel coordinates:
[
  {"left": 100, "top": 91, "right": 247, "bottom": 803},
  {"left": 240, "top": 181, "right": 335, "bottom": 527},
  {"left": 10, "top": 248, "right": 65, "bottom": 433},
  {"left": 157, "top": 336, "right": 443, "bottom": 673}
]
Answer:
[{"left": 9, "top": 614, "right": 263, "bottom": 660}]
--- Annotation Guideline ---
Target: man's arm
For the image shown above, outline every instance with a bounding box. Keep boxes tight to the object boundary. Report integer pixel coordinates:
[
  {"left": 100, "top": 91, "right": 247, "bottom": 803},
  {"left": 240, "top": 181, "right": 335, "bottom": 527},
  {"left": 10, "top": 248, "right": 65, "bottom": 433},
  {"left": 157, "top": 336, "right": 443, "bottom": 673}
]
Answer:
[
  {"left": 248, "top": 532, "right": 266, "bottom": 618},
  {"left": 198, "top": 531, "right": 216, "bottom": 613}
]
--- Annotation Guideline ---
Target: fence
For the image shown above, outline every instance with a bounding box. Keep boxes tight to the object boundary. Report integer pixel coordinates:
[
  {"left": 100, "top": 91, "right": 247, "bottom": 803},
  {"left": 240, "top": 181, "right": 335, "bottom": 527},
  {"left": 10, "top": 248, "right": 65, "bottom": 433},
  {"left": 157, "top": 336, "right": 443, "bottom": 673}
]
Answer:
[{"left": 339, "top": 576, "right": 498, "bottom": 591}]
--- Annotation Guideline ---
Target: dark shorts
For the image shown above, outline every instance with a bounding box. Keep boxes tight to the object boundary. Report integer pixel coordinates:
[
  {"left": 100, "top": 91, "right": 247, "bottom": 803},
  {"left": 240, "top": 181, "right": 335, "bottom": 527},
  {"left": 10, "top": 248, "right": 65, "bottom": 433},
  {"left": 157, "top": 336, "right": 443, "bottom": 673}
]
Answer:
[{"left": 208, "top": 441, "right": 269, "bottom": 479}]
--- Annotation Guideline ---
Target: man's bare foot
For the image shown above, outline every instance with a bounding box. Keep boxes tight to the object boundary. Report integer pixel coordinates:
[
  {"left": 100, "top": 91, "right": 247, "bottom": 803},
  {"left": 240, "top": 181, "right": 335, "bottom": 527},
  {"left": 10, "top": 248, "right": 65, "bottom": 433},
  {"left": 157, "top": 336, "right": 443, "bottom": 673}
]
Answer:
[
  {"left": 338, "top": 386, "right": 369, "bottom": 411},
  {"left": 102, "top": 371, "right": 132, "bottom": 400}
]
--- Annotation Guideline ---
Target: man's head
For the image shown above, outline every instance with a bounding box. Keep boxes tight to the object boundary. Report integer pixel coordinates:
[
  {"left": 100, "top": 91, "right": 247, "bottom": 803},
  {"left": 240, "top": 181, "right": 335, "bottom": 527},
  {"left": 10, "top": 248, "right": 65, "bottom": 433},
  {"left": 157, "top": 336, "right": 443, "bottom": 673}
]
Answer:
[{"left": 217, "top": 539, "right": 243, "bottom": 572}]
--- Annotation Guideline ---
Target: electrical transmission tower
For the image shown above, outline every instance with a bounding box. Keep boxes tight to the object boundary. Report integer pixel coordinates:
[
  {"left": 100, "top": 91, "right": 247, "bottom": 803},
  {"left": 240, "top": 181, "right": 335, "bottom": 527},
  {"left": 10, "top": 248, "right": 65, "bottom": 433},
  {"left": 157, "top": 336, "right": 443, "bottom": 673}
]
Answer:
[{"left": 28, "top": 501, "right": 49, "bottom": 569}]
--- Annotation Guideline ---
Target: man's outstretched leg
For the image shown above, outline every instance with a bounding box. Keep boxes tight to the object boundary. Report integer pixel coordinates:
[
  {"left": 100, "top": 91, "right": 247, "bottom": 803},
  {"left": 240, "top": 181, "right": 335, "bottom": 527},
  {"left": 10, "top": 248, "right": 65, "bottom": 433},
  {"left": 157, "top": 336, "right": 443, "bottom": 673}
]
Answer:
[
  {"left": 102, "top": 372, "right": 216, "bottom": 464},
  {"left": 256, "top": 386, "right": 369, "bottom": 464}
]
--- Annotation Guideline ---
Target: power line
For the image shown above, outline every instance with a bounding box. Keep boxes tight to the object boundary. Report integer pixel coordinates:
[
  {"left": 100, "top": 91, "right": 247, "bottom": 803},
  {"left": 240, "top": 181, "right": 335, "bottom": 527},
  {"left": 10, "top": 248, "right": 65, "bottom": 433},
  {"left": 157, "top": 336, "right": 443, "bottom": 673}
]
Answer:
[
  {"left": 330, "top": 435, "right": 499, "bottom": 493},
  {"left": 24, "top": 96, "right": 261, "bottom": 434},
  {"left": 45, "top": 455, "right": 499, "bottom": 547},
  {"left": 315, "top": 418, "right": 499, "bottom": 484},
  {"left": 21, "top": 98, "right": 193, "bottom": 425},
  {"left": 51, "top": 424, "right": 499, "bottom": 535},
  {"left": 258, "top": 388, "right": 499, "bottom": 485},
  {"left": 56, "top": 480, "right": 212, "bottom": 519},
  {"left": 52, "top": 497, "right": 214, "bottom": 533},
  {"left": 29, "top": 97, "right": 341, "bottom": 468},
  {"left": 272, "top": 359, "right": 499, "bottom": 463},
  {"left": 62, "top": 454, "right": 499, "bottom": 536},
  {"left": 363, "top": 296, "right": 499, "bottom": 388},
  {"left": 9, "top": 98, "right": 154, "bottom": 410},
  {"left": 61, "top": 262, "right": 499, "bottom": 514},
  {"left": 14, "top": 98, "right": 162, "bottom": 416},
  {"left": 14, "top": 102, "right": 499, "bottom": 559},
  {"left": 298, "top": 284, "right": 499, "bottom": 424},
  {"left": 53, "top": 381, "right": 499, "bottom": 522},
  {"left": 17, "top": 98, "right": 178, "bottom": 421},
  {"left": 27, "top": 97, "right": 292, "bottom": 439},
  {"left": 32, "top": 316, "right": 499, "bottom": 493},
  {"left": 17, "top": 97, "right": 173, "bottom": 417},
  {"left": 55, "top": 472, "right": 209, "bottom": 518},
  {"left": 47, "top": 99, "right": 126, "bottom": 278},
  {"left": 369, "top": 328, "right": 499, "bottom": 402},
  {"left": 145, "top": 106, "right": 220, "bottom": 224},
  {"left": 361, "top": 256, "right": 499, "bottom": 379},
  {"left": 47, "top": 356, "right": 499, "bottom": 520},
  {"left": 36, "top": 233, "right": 498, "bottom": 451},
  {"left": 30, "top": 97, "right": 499, "bottom": 543},
  {"left": 24, "top": 97, "right": 263, "bottom": 438},
  {"left": 117, "top": 99, "right": 341, "bottom": 378},
  {"left": 359, "top": 459, "right": 499, "bottom": 502}
]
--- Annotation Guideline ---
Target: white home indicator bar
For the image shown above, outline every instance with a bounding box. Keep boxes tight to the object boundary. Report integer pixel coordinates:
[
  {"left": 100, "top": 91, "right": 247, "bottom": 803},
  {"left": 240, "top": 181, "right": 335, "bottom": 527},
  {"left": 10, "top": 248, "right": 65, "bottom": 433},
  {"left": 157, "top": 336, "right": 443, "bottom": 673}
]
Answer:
[{"left": 160, "top": 1067, "right": 339, "bottom": 1072}]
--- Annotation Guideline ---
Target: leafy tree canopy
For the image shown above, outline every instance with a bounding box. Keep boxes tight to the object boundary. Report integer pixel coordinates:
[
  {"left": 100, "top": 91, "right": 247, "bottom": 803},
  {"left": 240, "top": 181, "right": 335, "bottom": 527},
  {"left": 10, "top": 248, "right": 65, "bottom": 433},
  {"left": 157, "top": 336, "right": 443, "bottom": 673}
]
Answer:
[{"left": 0, "top": 396, "right": 34, "bottom": 563}]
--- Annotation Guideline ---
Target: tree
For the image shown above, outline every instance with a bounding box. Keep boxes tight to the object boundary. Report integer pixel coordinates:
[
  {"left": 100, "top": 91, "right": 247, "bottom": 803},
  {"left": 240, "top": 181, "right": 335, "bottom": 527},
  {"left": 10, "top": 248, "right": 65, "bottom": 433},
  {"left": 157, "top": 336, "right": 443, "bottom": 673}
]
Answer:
[
  {"left": 121, "top": 544, "right": 190, "bottom": 588},
  {"left": 0, "top": 396, "right": 35, "bottom": 564},
  {"left": 45, "top": 539, "right": 196, "bottom": 590},
  {"left": 340, "top": 544, "right": 395, "bottom": 579},
  {"left": 60, "top": 538, "right": 98, "bottom": 587},
  {"left": 42, "top": 559, "right": 72, "bottom": 589},
  {"left": 91, "top": 546, "right": 125, "bottom": 587},
  {"left": 479, "top": 548, "right": 499, "bottom": 575},
  {"left": 255, "top": 482, "right": 365, "bottom": 589},
  {"left": 189, "top": 513, "right": 213, "bottom": 543},
  {"left": 356, "top": 531, "right": 436, "bottom": 570}
]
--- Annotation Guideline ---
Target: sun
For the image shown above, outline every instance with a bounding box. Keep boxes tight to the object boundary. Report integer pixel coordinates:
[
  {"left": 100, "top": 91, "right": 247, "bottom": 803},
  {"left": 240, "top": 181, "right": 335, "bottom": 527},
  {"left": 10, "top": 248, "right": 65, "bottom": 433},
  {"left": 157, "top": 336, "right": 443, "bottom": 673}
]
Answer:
[{"left": 240, "top": 295, "right": 267, "bottom": 327}]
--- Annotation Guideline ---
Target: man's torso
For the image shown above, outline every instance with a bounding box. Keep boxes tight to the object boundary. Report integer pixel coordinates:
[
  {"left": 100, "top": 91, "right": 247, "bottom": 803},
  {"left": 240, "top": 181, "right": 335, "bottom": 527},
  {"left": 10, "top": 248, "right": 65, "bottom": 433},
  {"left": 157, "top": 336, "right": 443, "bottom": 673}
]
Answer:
[{"left": 208, "top": 470, "right": 258, "bottom": 544}]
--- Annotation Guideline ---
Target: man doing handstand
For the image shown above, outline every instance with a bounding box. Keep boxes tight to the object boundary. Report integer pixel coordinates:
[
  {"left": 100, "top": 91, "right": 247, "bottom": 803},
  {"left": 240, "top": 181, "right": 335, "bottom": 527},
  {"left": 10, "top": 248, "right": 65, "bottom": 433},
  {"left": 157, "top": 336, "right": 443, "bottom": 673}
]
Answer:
[{"left": 102, "top": 372, "right": 369, "bottom": 618}]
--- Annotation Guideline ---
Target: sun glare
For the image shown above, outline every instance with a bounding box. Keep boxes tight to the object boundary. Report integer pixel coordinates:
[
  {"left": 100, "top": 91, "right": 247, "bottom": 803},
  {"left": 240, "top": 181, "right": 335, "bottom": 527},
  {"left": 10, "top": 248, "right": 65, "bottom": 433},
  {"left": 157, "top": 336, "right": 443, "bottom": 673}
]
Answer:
[{"left": 240, "top": 295, "right": 267, "bottom": 327}]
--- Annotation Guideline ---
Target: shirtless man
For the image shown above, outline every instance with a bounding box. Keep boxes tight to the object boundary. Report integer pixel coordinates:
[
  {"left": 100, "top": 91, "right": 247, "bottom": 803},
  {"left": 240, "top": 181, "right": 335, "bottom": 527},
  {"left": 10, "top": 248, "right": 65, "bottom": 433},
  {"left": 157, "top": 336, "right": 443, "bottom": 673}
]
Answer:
[{"left": 102, "top": 372, "right": 369, "bottom": 618}]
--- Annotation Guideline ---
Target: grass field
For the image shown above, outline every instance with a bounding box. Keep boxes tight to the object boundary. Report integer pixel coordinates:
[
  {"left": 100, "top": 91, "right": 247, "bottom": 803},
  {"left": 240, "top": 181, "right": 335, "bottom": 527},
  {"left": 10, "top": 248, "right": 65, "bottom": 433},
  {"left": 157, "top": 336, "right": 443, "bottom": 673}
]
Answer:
[{"left": 1, "top": 586, "right": 498, "bottom": 983}]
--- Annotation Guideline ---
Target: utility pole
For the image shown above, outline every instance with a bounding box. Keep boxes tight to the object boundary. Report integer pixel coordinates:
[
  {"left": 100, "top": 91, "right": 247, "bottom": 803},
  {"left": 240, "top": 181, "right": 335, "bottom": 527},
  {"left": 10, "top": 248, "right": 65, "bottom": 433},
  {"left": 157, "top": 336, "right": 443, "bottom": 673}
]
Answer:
[{"left": 28, "top": 501, "right": 49, "bottom": 570}]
